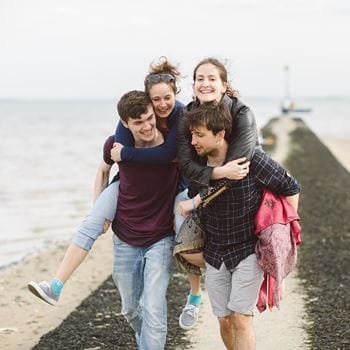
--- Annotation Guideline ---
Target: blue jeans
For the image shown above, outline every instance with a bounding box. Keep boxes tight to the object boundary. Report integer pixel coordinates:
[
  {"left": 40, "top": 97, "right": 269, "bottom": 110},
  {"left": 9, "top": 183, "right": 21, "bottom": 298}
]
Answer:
[
  {"left": 112, "top": 235, "right": 174, "bottom": 350},
  {"left": 72, "top": 182, "right": 187, "bottom": 251},
  {"left": 72, "top": 181, "right": 119, "bottom": 250}
]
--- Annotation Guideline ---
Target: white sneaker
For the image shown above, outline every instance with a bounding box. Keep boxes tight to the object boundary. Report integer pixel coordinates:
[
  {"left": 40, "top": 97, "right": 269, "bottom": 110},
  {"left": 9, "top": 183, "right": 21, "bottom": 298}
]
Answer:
[{"left": 179, "top": 302, "right": 200, "bottom": 330}]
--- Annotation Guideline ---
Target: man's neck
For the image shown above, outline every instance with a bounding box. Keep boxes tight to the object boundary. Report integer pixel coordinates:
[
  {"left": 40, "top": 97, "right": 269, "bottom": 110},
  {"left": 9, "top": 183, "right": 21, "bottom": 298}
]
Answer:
[
  {"left": 207, "top": 141, "right": 228, "bottom": 167},
  {"left": 134, "top": 129, "right": 164, "bottom": 148}
]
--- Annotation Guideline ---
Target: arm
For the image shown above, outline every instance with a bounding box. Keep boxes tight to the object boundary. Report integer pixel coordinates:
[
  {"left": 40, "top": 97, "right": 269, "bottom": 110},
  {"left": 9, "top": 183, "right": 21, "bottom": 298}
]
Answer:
[
  {"left": 225, "top": 98, "right": 259, "bottom": 162},
  {"left": 176, "top": 193, "right": 202, "bottom": 218},
  {"left": 93, "top": 160, "right": 112, "bottom": 203},
  {"left": 177, "top": 97, "right": 257, "bottom": 186},
  {"left": 94, "top": 135, "right": 115, "bottom": 202},
  {"left": 118, "top": 122, "right": 177, "bottom": 163},
  {"left": 115, "top": 120, "right": 135, "bottom": 146},
  {"left": 113, "top": 100, "right": 183, "bottom": 164},
  {"left": 253, "top": 151, "right": 301, "bottom": 197}
]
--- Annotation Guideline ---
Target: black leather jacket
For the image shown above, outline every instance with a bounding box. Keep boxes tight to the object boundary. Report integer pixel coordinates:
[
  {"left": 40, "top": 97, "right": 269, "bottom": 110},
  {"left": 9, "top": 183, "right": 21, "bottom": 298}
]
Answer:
[{"left": 177, "top": 94, "right": 260, "bottom": 197}]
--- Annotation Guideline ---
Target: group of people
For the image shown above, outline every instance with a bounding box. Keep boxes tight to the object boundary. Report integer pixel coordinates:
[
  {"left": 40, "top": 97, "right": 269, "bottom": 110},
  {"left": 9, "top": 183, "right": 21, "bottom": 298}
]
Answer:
[{"left": 28, "top": 57, "right": 301, "bottom": 350}]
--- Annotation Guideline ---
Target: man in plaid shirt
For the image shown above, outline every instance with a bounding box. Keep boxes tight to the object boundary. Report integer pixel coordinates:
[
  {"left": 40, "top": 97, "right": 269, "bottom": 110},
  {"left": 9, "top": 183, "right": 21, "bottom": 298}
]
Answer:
[{"left": 177, "top": 102, "right": 300, "bottom": 350}]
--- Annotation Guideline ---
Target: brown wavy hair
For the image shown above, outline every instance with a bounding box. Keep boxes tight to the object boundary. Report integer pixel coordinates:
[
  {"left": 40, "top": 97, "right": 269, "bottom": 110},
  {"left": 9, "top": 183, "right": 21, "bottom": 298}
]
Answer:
[
  {"left": 144, "top": 56, "right": 181, "bottom": 95},
  {"left": 117, "top": 90, "right": 151, "bottom": 122},
  {"left": 193, "top": 58, "right": 239, "bottom": 98}
]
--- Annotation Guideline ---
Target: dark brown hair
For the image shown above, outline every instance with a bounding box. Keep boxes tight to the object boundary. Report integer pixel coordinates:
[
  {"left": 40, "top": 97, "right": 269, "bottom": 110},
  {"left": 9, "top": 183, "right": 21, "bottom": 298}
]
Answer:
[
  {"left": 193, "top": 58, "right": 239, "bottom": 97},
  {"left": 185, "top": 102, "right": 232, "bottom": 137},
  {"left": 117, "top": 90, "right": 151, "bottom": 122},
  {"left": 144, "top": 56, "right": 181, "bottom": 95}
]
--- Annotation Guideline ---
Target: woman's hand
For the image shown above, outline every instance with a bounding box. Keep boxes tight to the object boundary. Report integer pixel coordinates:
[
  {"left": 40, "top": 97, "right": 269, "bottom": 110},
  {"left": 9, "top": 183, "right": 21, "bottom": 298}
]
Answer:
[
  {"left": 218, "top": 157, "right": 250, "bottom": 180},
  {"left": 111, "top": 143, "right": 123, "bottom": 162}
]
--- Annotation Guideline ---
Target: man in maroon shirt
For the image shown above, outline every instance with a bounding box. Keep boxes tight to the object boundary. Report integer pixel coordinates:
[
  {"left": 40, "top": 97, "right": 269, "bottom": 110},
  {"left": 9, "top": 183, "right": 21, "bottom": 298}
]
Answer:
[{"left": 105, "top": 90, "right": 179, "bottom": 350}]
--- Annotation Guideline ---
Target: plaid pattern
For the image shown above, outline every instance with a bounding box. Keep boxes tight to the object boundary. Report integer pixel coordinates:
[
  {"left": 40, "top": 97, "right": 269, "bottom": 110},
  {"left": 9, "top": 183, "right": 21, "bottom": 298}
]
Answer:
[{"left": 190, "top": 150, "right": 301, "bottom": 270}]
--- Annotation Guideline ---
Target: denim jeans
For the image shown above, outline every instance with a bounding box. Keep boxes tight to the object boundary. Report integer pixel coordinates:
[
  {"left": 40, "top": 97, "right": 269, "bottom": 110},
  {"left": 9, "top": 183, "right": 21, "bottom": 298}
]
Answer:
[
  {"left": 72, "top": 181, "right": 119, "bottom": 250},
  {"left": 112, "top": 235, "right": 174, "bottom": 350},
  {"left": 72, "top": 182, "right": 187, "bottom": 251}
]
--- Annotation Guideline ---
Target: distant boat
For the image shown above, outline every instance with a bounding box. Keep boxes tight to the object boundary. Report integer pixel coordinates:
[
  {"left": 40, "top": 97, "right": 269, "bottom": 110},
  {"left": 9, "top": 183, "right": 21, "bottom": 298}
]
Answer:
[{"left": 280, "top": 65, "right": 312, "bottom": 115}]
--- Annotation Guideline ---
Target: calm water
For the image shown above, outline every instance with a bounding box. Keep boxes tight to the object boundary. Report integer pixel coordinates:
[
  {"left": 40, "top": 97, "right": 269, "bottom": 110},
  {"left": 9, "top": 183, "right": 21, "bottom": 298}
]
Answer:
[{"left": 0, "top": 97, "right": 349, "bottom": 267}]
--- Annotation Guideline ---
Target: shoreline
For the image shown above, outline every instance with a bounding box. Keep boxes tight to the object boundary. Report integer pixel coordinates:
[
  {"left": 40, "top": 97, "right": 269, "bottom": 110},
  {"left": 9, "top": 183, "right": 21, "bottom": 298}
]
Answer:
[{"left": 0, "top": 119, "right": 349, "bottom": 349}]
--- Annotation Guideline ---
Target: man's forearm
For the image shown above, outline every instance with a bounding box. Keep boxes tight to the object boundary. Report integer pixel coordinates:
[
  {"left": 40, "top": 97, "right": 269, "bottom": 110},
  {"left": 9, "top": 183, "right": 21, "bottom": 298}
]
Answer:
[
  {"left": 93, "top": 161, "right": 112, "bottom": 203},
  {"left": 93, "top": 172, "right": 109, "bottom": 203}
]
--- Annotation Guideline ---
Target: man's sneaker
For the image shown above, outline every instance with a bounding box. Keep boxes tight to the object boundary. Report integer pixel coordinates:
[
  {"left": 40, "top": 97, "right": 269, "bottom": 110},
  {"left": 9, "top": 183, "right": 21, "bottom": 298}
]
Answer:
[
  {"left": 179, "top": 302, "right": 200, "bottom": 330},
  {"left": 27, "top": 281, "right": 59, "bottom": 306}
]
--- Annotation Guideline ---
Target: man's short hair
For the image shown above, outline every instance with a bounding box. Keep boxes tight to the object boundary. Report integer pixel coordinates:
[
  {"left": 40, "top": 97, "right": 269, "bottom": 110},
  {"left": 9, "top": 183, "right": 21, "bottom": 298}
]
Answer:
[
  {"left": 185, "top": 102, "right": 232, "bottom": 137},
  {"left": 117, "top": 90, "right": 152, "bottom": 122}
]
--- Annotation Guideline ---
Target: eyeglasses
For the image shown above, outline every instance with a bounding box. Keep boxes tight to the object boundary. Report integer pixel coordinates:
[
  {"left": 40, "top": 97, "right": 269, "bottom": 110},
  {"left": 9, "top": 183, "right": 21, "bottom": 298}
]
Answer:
[{"left": 145, "top": 73, "right": 175, "bottom": 85}]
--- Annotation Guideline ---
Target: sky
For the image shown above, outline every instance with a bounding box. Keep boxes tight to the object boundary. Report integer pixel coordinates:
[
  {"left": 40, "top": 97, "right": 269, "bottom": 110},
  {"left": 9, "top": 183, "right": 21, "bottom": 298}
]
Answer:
[{"left": 0, "top": 0, "right": 349, "bottom": 99}]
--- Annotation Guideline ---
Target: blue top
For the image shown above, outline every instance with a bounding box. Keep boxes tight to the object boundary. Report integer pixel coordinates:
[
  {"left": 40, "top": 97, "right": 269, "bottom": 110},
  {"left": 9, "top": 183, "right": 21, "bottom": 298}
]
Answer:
[{"left": 114, "top": 100, "right": 184, "bottom": 164}]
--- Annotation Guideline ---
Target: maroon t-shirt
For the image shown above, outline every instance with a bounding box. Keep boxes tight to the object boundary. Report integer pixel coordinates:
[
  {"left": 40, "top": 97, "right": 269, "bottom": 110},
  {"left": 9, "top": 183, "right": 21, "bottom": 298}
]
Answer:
[{"left": 103, "top": 136, "right": 180, "bottom": 247}]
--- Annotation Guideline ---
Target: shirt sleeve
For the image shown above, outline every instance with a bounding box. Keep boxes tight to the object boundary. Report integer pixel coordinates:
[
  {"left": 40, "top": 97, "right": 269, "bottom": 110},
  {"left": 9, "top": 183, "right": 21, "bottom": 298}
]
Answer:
[
  {"left": 115, "top": 121, "right": 135, "bottom": 146},
  {"left": 120, "top": 123, "right": 177, "bottom": 163},
  {"left": 115, "top": 100, "right": 184, "bottom": 164},
  {"left": 225, "top": 102, "right": 259, "bottom": 161},
  {"left": 103, "top": 136, "right": 115, "bottom": 165},
  {"left": 252, "top": 151, "right": 301, "bottom": 196}
]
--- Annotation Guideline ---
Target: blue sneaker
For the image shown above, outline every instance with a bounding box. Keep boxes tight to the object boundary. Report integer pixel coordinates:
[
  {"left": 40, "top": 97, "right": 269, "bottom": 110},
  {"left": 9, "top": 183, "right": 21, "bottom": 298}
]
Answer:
[{"left": 28, "top": 281, "right": 59, "bottom": 306}]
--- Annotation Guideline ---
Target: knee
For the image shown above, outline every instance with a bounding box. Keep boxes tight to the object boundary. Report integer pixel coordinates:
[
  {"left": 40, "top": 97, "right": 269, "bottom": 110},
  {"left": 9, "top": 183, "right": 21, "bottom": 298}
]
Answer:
[
  {"left": 218, "top": 316, "right": 233, "bottom": 333},
  {"left": 232, "top": 313, "right": 252, "bottom": 333}
]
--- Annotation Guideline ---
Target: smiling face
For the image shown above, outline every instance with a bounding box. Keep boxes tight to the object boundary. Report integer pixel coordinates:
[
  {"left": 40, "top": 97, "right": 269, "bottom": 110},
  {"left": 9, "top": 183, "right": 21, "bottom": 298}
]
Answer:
[
  {"left": 148, "top": 82, "right": 176, "bottom": 119},
  {"left": 193, "top": 63, "right": 227, "bottom": 104},
  {"left": 122, "top": 104, "right": 157, "bottom": 146}
]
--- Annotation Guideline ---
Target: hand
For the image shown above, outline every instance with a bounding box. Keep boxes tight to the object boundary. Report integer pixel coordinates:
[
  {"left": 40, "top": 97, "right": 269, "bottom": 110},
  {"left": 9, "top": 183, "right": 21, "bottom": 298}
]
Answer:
[
  {"left": 176, "top": 199, "right": 194, "bottom": 218},
  {"left": 220, "top": 157, "right": 250, "bottom": 180},
  {"left": 111, "top": 143, "right": 123, "bottom": 162},
  {"left": 103, "top": 220, "right": 111, "bottom": 233}
]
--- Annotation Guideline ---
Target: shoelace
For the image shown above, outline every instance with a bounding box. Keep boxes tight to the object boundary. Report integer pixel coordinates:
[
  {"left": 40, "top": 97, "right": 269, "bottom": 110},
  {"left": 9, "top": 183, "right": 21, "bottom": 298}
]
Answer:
[{"left": 183, "top": 304, "right": 198, "bottom": 318}]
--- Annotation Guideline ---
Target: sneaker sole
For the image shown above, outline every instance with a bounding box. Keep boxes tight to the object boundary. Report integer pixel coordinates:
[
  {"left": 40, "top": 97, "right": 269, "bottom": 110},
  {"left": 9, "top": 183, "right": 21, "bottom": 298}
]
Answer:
[
  {"left": 27, "top": 281, "right": 57, "bottom": 306},
  {"left": 179, "top": 315, "right": 198, "bottom": 330}
]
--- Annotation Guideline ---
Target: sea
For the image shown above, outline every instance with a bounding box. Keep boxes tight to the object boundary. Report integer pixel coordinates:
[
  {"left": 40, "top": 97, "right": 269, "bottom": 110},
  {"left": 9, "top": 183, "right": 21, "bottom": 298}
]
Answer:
[{"left": 0, "top": 97, "right": 349, "bottom": 268}]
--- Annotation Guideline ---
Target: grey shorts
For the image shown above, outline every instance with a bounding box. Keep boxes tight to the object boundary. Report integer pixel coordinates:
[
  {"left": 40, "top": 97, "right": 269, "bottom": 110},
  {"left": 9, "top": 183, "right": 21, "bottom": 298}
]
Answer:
[{"left": 205, "top": 254, "right": 264, "bottom": 317}]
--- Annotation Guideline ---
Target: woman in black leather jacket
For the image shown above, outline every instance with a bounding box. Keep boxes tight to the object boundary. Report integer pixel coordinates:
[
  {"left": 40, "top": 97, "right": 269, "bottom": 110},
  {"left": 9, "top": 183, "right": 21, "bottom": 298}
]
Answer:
[
  {"left": 174, "top": 58, "right": 261, "bottom": 330},
  {"left": 177, "top": 57, "right": 260, "bottom": 202}
]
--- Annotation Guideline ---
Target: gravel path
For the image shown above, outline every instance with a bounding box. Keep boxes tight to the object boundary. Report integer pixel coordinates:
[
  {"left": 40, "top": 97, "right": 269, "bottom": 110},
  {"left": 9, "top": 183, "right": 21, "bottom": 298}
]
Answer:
[{"left": 32, "top": 117, "right": 350, "bottom": 350}]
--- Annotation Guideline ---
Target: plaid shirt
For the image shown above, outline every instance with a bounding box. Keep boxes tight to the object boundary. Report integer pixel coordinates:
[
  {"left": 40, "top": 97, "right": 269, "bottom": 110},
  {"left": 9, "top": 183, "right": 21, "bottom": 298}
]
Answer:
[{"left": 189, "top": 149, "right": 301, "bottom": 270}]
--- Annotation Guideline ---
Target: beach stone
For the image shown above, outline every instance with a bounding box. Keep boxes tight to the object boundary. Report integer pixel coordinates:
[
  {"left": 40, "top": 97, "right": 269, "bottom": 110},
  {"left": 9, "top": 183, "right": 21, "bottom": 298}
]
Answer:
[
  {"left": 263, "top": 118, "right": 350, "bottom": 350},
  {"left": 32, "top": 270, "right": 192, "bottom": 349}
]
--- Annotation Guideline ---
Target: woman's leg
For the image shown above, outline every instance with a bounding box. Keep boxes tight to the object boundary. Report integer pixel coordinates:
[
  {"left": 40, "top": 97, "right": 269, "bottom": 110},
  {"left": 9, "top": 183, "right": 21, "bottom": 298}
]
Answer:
[
  {"left": 174, "top": 189, "right": 204, "bottom": 329},
  {"left": 27, "top": 181, "right": 119, "bottom": 305}
]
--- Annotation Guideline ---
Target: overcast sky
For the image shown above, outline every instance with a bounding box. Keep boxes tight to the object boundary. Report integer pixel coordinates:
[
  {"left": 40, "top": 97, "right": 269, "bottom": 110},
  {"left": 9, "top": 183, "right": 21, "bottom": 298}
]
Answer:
[{"left": 0, "top": 0, "right": 349, "bottom": 99}]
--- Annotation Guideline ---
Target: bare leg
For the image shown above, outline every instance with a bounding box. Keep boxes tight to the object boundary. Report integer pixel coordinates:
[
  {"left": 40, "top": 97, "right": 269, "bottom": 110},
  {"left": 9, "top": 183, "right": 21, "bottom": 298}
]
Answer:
[
  {"left": 218, "top": 314, "right": 235, "bottom": 350},
  {"left": 188, "top": 272, "right": 201, "bottom": 294},
  {"left": 55, "top": 243, "right": 89, "bottom": 283},
  {"left": 179, "top": 252, "right": 206, "bottom": 268},
  {"left": 232, "top": 313, "right": 255, "bottom": 350}
]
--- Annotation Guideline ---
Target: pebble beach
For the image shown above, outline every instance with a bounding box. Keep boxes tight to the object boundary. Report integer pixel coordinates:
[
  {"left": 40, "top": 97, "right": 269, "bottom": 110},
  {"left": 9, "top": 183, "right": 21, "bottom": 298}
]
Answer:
[{"left": 0, "top": 116, "right": 349, "bottom": 349}]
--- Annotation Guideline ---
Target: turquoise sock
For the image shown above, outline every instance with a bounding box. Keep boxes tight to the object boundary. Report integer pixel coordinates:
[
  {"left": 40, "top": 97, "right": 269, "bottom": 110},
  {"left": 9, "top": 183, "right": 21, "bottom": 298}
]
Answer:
[
  {"left": 188, "top": 293, "right": 202, "bottom": 306},
  {"left": 50, "top": 278, "right": 64, "bottom": 296}
]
